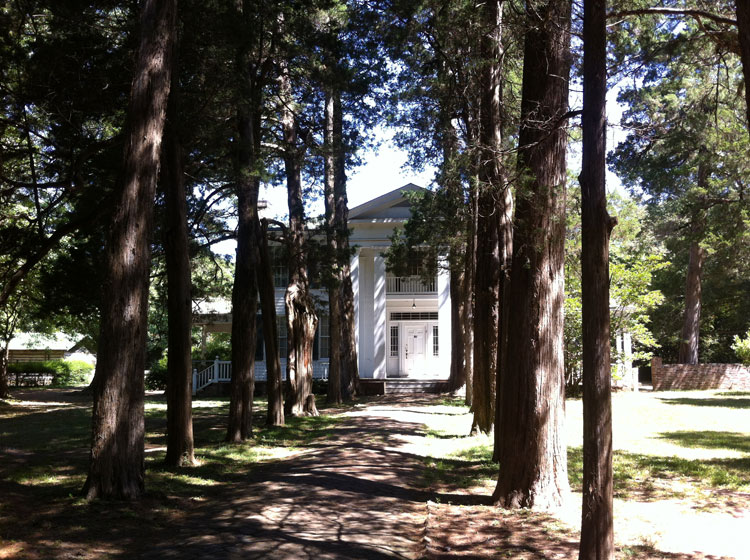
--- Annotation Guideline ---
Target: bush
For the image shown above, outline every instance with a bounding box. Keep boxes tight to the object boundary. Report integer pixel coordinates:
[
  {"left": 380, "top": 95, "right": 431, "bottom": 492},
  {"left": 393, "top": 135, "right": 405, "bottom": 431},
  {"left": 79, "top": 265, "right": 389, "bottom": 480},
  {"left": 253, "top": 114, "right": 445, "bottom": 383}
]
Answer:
[
  {"left": 54, "top": 360, "right": 94, "bottom": 386},
  {"left": 7, "top": 359, "right": 94, "bottom": 387},
  {"left": 145, "top": 355, "right": 168, "bottom": 391},
  {"left": 732, "top": 330, "right": 750, "bottom": 366}
]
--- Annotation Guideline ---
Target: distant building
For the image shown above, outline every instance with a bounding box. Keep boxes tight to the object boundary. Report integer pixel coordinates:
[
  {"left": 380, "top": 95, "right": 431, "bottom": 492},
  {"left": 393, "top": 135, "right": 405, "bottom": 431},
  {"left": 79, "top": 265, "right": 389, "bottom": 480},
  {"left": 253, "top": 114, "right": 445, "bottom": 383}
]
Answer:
[
  {"left": 192, "top": 184, "right": 452, "bottom": 389},
  {"left": 7, "top": 332, "right": 96, "bottom": 364}
]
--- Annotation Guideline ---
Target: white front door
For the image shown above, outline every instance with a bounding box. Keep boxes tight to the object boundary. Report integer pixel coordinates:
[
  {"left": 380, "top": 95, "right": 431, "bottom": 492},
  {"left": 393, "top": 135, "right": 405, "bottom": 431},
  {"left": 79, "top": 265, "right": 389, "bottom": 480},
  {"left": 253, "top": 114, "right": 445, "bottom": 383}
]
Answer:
[{"left": 403, "top": 325, "right": 426, "bottom": 377}]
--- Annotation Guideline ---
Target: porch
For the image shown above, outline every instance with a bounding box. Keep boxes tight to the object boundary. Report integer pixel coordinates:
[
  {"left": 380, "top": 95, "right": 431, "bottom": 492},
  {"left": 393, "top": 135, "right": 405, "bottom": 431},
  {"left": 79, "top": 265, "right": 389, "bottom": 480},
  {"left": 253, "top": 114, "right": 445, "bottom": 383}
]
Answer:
[{"left": 190, "top": 359, "right": 449, "bottom": 395}]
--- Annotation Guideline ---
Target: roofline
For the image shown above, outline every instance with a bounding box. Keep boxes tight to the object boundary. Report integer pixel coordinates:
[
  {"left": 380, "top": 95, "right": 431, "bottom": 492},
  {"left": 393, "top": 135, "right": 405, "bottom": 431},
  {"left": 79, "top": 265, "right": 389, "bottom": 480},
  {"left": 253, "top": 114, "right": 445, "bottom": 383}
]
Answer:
[{"left": 348, "top": 183, "right": 425, "bottom": 219}]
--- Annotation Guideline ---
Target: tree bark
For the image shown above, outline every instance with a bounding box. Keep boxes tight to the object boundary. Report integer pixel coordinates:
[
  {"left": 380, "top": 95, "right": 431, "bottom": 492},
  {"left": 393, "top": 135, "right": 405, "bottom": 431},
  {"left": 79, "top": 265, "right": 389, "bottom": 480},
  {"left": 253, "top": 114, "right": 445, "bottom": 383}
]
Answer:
[
  {"left": 447, "top": 263, "right": 466, "bottom": 391},
  {"left": 332, "top": 94, "right": 360, "bottom": 400},
  {"left": 439, "top": 110, "right": 466, "bottom": 394},
  {"left": 735, "top": 0, "right": 750, "bottom": 135},
  {"left": 579, "top": 0, "right": 615, "bottom": 556},
  {"left": 162, "top": 87, "right": 196, "bottom": 467},
  {"left": 677, "top": 238, "right": 704, "bottom": 365},
  {"left": 280, "top": 59, "right": 318, "bottom": 417},
  {"left": 324, "top": 89, "right": 343, "bottom": 405},
  {"left": 226, "top": 159, "right": 260, "bottom": 442},
  {"left": 494, "top": 0, "right": 572, "bottom": 510},
  {"left": 472, "top": 0, "right": 506, "bottom": 435},
  {"left": 226, "top": 1, "right": 262, "bottom": 442},
  {"left": 0, "top": 344, "right": 10, "bottom": 399},
  {"left": 83, "top": 0, "right": 175, "bottom": 500},
  {"left": 259, "top": 219, "right": 284, "bottom": 426},
  {"left": 464, "top": 182, "right": 477, "bottom": 407}
]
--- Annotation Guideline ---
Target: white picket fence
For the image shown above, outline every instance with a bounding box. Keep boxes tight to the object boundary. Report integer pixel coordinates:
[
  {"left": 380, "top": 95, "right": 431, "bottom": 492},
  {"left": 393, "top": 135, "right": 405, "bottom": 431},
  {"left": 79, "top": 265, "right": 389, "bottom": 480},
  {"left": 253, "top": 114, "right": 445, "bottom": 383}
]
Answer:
[{"left": 192, "top": 358, "right": 329, "bottom": 395}]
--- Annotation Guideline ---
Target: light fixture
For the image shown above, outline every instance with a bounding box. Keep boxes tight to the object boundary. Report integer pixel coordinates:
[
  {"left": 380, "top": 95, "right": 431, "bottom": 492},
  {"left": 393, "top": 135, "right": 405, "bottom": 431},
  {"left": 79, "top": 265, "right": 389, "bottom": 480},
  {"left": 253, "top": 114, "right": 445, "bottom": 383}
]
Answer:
[{"left": 412, "top": 298, "right": 416, "bottom": 309}]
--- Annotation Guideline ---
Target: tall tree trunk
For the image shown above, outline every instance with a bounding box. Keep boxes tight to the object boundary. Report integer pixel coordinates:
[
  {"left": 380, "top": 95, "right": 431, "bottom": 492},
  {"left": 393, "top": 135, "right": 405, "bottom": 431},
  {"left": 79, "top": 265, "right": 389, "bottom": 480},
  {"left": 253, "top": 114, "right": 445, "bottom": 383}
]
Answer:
[
  {"left": 226, "top": 2, "right": 262, "bottom": 441},
  {"left": 439, "top": 108, "right": 466, "bottom": 394},
  {"left": 280, "top": 59, "right": 318, "bottom": 417},
  {"left": 324, "top": 89, "right": 343, "bottom": 405},
  {"left": 464, "top": 179, "right": 478, "bottom": 407},
  {"left": 83, "top": 0, "right": 175, "bottom": 500},
  {"left": 472, "top": 0, "right": 506, "bottom": 435},
  {"left": 162, "top": 88, "right": 196, "bottom": 467},
  {"left": 579, "top": 0, "right": 615, "bottom": 556},
  {"left": 448, "top": 263, "right": 466, "bottom": 391},
  {"left": 494, "top": 0, "right": 572, "bottom": 510},
  {"left": 259, "top": 219, "right": 284, "bottom": 426},
  {"left": 677, "top": 239, "right": 704, "bottom": 365},
  {"left": 677, "top": 160, "right": 707, "bottom": 366},
  {"left": 0, "top": 344, "right": 9, "bottom": 399},
  {"left": 227, "top": 166, "right": 260, "bottom": 441},
  {"left": 736, "top": 0, "right": 750, "bottom": 135},
  {"left": 332, "top": 94, "right": 360, "bottom": 400}
]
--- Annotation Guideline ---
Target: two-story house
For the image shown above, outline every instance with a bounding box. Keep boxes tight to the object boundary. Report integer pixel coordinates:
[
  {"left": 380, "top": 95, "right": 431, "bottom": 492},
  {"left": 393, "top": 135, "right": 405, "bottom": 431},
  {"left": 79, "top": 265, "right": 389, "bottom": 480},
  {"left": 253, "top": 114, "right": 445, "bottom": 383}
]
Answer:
[{"left": 192, "top": 183, "right": 452, "bottom": 393}]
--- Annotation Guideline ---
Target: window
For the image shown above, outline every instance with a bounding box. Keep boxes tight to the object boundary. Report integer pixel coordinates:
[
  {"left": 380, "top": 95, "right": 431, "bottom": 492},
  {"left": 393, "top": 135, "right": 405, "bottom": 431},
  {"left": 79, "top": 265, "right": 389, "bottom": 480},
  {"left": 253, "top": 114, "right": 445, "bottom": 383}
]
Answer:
[
  {"left": 277, "top": 316, "right": 287, "bottom": 359},
  {"left": 432, "top": 325, "right": 439, "bottom": 356},
  {"left": 317, "top": 316, "right": 330, "bottom": 360},
  {"left": 270, "top": 245, "right": 289, "bottom": 288},
  {"left": 255, "top": 316, "right": 264, "bottom": 361},
  {"left": 390, "top": 325, "right": 399, "bottom": 357},
  {"left": 390, "top": 312, "right": 438, "bottom": 321}
]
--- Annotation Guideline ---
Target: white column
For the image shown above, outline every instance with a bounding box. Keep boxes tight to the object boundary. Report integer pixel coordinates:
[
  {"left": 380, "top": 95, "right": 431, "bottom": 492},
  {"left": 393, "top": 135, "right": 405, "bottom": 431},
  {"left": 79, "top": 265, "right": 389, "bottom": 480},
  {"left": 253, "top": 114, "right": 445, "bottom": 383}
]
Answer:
[
  {"left": 624, "top": 331, "right": 636, "bottom": 391},
  {"left": 373, "top": 253, "right": 387, "bottom": 379},
  {"left": 350, "top": 248, "right": 360, "bottom": 365},
  {"left": 357, "top": 251, "right": 374, "bottom": 377},
  {"left": 437, "top": 258, "right": 451, "bottom": 380},
  {"left": 615, "top": 330, "right": 624, "bottom": 388}
]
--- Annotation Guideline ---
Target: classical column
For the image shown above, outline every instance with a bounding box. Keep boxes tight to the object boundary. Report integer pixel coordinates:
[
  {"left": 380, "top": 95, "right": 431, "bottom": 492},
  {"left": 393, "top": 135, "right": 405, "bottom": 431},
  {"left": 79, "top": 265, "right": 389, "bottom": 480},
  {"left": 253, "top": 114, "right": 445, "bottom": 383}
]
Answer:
[
  {"left": 351, "top": 248, "right": 360, "bottom": 367},
  {"left": 437, "top": 257, "right": 451, "bottom": 379},
  {"left": 357, "top": 250, "right": 374, "bottom": 378},
  {"left": 373, "top": 252, "right": 387, "bottom": 379}
]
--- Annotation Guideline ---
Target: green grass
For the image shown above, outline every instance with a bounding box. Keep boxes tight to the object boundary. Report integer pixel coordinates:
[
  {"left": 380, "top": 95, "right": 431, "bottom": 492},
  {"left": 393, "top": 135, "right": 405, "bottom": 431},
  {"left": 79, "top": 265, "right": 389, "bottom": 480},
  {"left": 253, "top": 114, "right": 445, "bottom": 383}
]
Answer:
[
  {"left": 0, "top": 392, "right": 346, "bottom": 502},
  {"left": 659, "top": 396, "right": 750, "bottom": 409},
  {"left": 422, "top": 440, "right": 750, "bottom": 499},
  {"left": 419, "top": 391, "right": 750, "bottom": 499}
]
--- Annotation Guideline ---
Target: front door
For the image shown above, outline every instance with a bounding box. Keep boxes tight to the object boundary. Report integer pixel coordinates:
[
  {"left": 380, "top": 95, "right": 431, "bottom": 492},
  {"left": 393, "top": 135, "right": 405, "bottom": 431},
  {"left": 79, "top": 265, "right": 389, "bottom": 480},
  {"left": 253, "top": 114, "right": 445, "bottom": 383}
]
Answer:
[{"left": 403, "top": 325, "right": 426, "bottom": 377}]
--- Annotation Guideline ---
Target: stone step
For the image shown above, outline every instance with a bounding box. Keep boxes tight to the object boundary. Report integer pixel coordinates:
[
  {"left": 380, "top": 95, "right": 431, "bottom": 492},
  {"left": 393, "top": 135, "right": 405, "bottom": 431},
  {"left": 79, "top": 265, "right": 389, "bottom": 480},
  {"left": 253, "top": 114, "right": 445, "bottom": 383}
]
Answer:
[{"left": 384, "top": 379, "right": 449, "bottom": 394}]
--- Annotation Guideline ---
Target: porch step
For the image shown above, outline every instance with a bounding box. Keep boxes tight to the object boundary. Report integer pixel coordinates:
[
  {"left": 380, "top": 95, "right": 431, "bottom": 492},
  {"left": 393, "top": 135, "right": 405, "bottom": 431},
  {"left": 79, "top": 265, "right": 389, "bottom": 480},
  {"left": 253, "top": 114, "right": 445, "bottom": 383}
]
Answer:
[{"left": 384, "top": 379, "right": 450, "bottom": 394}]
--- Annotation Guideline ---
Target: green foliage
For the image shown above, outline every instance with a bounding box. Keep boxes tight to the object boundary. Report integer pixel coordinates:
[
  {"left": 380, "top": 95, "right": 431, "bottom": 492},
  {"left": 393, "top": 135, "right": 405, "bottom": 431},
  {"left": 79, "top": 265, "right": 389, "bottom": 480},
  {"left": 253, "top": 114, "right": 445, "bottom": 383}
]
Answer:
[
  {"left": 564, "top": 186, "right": 665, "bottom": 390},
  {"left": 731, "top": 330, "right": 750, "bottom": 365},
  {"left": 145, "top": 355, "right": 168, "bottom": 391},
  {"left": 608, "top": 14, "right": 750, "bottom": 363},
  {"left": 7, "top": 359, "right": 93, "bottom": 387},
  {"left": 195, "top": 333, "right": 232, "bottom": 362}
]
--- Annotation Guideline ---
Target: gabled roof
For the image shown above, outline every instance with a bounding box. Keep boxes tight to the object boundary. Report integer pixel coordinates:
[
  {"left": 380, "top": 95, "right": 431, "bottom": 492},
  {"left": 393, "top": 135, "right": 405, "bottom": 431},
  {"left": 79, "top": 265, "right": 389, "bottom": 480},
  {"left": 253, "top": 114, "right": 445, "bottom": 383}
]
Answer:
[{"left": 348, "top": 183, "right": 426, "bottom": 220}]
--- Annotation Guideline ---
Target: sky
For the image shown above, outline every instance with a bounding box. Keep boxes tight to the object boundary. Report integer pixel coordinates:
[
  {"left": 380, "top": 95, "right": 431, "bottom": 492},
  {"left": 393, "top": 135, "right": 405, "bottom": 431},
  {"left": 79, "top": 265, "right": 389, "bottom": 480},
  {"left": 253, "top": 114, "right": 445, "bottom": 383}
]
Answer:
[
  {"left": 213, "top": 92, "right": 630, "bottom": 258},
  {"left": 258, "top": 126, "right": 437, "bottom": 220}
]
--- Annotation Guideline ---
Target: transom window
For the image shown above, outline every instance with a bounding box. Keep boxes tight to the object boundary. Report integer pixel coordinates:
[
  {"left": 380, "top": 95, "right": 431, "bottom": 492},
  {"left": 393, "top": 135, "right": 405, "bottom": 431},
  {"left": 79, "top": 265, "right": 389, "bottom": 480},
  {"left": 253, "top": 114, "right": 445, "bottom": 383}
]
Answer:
[{"left": 390, "top": 312, "right": 438, "bottom": 321}]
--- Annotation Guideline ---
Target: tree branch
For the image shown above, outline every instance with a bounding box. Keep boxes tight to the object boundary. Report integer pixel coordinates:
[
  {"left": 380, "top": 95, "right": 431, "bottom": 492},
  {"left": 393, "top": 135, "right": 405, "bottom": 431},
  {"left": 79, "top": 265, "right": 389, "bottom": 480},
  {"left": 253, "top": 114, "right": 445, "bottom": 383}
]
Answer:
[{"left": 608, "top": 8, "right": 736, "bottom": 27}]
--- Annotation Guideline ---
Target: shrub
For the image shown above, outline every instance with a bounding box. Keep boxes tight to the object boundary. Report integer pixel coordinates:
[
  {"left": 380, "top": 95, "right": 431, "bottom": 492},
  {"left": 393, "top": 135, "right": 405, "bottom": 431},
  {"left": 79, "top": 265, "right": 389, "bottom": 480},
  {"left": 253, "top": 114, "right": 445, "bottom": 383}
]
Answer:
[
  {"left": 7, "top": 359, "right": 94, "bottom": 386},
  {"left": 732, "top": 330, "right": 750, "bottom": 366},
  {"left": 145, "top": 355, "right": 168, "bottom": 391},
  {"left": 54, "top": 360, "right": 94, "bottom": 386}
]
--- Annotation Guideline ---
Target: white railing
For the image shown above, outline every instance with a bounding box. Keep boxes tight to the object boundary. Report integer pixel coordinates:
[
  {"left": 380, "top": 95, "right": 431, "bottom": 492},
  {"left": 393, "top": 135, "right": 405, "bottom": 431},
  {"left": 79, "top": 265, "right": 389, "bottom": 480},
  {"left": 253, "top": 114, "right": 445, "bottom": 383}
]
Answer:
[
  {"left": 192, "top": 358, "right": 329, "bottom": 395},
  {"left": 386, "top": 275, "right": 436, "bottom": 294}
]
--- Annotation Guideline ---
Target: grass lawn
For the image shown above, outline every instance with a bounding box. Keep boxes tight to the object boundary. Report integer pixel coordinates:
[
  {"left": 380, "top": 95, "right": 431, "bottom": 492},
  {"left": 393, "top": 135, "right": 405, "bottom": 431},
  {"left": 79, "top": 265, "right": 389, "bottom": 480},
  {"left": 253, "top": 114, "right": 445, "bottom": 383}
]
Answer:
[
  {"left": 0, "top": 389, "right": 349, "bottom": 558},
  {"left": 1, "top": 387, "right": 748, "bottom": 559},
  {"left": 415, "top": 389, "right": 750, "bottom": 558}
]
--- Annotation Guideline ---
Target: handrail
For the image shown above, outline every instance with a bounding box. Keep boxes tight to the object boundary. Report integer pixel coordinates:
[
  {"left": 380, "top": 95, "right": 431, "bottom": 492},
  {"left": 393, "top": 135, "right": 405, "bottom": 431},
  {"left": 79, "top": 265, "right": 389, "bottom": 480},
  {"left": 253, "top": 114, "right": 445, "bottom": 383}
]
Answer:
[
  {"left": 386, "top": 275, "right": 436, "bottom": 294},
  {"left": 192, "top": 358, "right": 329, "bottom": 395}
]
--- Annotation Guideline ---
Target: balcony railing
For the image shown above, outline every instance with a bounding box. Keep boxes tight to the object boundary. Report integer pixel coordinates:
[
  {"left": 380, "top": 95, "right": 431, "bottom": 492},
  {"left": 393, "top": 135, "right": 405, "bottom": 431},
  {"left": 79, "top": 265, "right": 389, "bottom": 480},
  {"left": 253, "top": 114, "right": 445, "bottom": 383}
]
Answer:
[{"left": 386, "top": 275, "right": 436, "bottom": 294}]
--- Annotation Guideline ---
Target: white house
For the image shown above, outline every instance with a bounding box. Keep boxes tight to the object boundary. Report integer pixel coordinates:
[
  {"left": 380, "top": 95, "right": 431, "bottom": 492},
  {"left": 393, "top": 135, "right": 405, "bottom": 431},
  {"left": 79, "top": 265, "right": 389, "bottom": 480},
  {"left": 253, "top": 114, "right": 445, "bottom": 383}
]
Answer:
[{"left": 192, "top": 184, "right": 452, "bottom": 392}]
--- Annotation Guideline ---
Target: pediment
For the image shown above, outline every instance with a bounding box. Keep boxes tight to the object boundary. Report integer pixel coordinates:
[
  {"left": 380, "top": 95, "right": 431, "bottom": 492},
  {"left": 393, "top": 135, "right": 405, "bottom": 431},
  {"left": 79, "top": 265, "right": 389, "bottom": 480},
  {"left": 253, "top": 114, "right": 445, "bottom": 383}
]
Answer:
[{"left": 348, "top": 183, "right": 426, "bottom": 220}]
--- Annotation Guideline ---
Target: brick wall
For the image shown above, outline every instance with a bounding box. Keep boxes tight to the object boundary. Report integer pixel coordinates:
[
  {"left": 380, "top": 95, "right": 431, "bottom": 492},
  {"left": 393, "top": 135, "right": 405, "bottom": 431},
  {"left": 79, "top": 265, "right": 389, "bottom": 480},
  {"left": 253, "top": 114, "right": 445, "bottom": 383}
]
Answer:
[{"left": 651, "top": 357, "right": 750, "bottom": 391}]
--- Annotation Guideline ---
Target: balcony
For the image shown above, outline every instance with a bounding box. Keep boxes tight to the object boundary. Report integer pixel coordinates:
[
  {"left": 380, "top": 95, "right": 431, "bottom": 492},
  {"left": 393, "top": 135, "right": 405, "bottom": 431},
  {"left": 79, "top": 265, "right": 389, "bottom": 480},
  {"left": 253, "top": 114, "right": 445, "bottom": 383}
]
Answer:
[{"left": 386, "top": 275, "right": 436, "bottom": 294}]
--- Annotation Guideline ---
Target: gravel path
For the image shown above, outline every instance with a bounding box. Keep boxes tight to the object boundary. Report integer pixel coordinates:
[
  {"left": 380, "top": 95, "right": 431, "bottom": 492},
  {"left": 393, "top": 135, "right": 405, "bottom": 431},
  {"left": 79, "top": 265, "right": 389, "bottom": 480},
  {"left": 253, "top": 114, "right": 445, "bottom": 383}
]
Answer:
[{"left": 139, "top": 403, "right": 433, "bottom": 560}]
